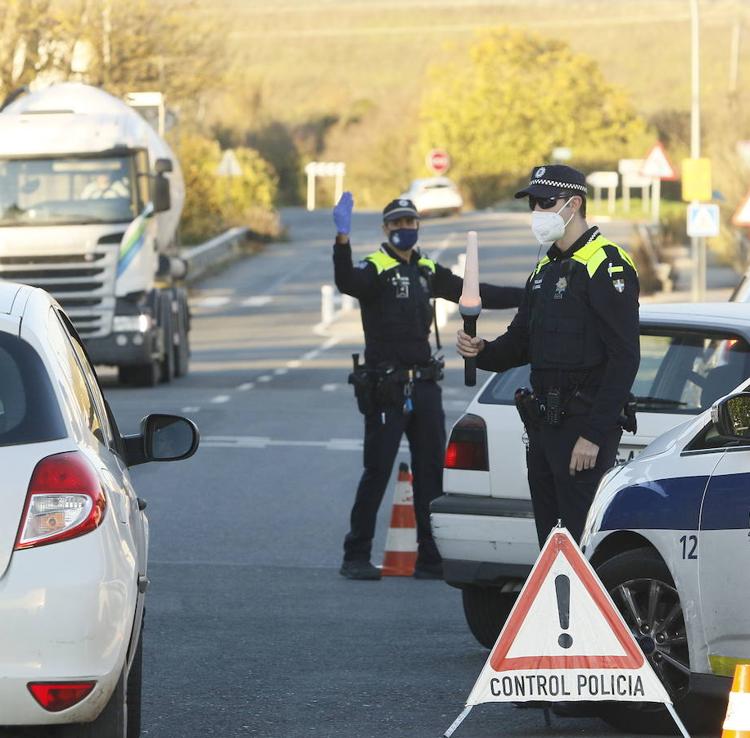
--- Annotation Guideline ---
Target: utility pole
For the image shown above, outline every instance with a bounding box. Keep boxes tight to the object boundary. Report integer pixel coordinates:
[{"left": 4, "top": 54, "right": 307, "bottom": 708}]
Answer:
[{"left": 690, "top": 0, "right": 705, "bottom": 301}]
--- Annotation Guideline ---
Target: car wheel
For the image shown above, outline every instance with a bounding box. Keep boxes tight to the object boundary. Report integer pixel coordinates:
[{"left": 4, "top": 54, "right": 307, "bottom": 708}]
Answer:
[
  {"left": 596, "top": 548, "right": 725, "bottom": 735},
  {"left": 127, "top": 627, "right": 143, "bottom": 738},
  {"left": 462, "top": 584, "right": 520, "bottom": 649}
]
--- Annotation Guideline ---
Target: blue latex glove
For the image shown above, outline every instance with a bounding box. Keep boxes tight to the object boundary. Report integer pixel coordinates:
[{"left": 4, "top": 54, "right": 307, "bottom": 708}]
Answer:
[{"left": 333, "top": 191, "right": 353, "bottom": 235}]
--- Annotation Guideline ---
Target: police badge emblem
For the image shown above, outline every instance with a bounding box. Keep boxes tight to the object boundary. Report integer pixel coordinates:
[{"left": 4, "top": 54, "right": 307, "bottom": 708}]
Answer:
[
  {"left": 554, "top": 276, "right": 567, "bottom": 299},
  {"left": 535, "top": 167, "right": 546, "bottom": 178},
  {"left": 613, "top": 278, "right": 625, "bottom": 293}
]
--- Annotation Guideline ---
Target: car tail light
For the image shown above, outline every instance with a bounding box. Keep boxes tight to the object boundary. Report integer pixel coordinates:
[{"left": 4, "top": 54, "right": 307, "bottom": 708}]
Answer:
[
  {"left": 15, "top": 452, "right": 106, "bottom": 550},
  {"left": 444, "top": 413, "right": 489, "bottom": 471},
  {"left": 28, "top": 681, "right": 96, "bottom": 712}
]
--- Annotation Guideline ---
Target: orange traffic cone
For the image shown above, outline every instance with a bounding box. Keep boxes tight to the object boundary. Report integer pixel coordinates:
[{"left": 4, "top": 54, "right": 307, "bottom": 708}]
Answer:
[
  {"left": 380, "top": 462, "right": 418, "bottom": 576},
  {"left": 722, "top": 664, "right": 750, "bottom": 737}
]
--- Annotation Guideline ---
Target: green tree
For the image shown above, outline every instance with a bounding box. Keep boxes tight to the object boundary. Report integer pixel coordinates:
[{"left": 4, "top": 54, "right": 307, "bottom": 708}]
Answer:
[
  {"left": 418, "top": 27, "right": 651, "bottom": 207},
  {"left": 176, "top": 133, "right": 279, "bottom": 244}
]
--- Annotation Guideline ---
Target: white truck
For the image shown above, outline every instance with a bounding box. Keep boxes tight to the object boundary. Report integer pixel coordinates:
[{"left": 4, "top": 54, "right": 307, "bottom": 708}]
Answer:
[{"left": 0, "top": 82, "right": 190, "bottom": 385}]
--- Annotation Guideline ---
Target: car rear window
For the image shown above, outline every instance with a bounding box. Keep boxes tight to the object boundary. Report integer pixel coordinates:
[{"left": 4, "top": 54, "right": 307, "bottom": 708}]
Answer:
[
  {"left": 479, "top": 328, "right": 750, "bottom": 415},
  {"left": 0, "top": 333, "right": 66, "bottom": 446}
]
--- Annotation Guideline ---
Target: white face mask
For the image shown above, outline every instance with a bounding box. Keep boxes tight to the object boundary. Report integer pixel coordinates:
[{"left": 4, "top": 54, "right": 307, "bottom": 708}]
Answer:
[{"left": 530, "top": 197, "right": 575, "bottom": 247}]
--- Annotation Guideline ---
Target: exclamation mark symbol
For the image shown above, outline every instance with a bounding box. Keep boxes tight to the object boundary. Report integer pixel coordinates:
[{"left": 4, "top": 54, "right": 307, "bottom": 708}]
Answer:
[{"left": 555, "top": 574, "right": 573, "bottom": 649}]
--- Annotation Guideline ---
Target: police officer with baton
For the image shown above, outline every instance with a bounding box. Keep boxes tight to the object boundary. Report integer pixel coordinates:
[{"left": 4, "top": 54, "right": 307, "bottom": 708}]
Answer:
[
  {"left": 457, "top": 165, "right": 640, "bottom": 548},
  {"left": 333, "top": 192, "right": 523, "bottom": 580}
]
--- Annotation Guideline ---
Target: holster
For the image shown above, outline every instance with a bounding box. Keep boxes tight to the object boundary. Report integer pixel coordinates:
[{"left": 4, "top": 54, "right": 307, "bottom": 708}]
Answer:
[
  {"left": 514, "top": 387, "right": 542, "bottom": 431},
  {"left": 348, "top": 354, "right": 376, "bottom": 415}
]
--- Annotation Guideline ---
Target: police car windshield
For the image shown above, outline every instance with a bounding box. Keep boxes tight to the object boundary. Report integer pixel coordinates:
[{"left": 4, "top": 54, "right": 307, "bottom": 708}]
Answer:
[{"left": 480, "top": 329, "right": 750, "bottom": 414}]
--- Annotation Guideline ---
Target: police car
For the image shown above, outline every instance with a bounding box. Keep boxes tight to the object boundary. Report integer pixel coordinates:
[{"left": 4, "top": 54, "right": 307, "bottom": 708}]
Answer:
[
  {"left": 432, "top": 304, "right": 750, "bottom": 654},
  {"left": 0, "top": 281, "right": 199, "bottom": 736},
  {"left": 579, "top": 387, "right": 750, "bottom": 733}
]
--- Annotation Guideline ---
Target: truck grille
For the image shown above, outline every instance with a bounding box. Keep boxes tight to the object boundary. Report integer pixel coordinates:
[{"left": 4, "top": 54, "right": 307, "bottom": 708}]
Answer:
[{"left": 0, "top": 237, "right": 121, "bottom": 338}]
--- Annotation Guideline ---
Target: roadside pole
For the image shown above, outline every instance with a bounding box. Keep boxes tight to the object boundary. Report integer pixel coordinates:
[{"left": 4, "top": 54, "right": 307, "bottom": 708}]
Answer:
[{"left": 690, "top": 0, "right": 704, "bottom": 301}]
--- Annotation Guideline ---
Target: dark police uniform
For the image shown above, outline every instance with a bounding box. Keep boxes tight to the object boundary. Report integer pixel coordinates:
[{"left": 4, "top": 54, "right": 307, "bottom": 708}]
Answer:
[
  {"left": 334, "top": 200, "right": 524, "bottom": 572},
  {"left": 477, "top": 167, "right": 640, "bottom": 546}
]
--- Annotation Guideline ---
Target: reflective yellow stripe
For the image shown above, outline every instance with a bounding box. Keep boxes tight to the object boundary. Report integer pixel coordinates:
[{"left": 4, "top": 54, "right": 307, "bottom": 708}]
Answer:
[
  {"left": 534, "top": 256, "right": 550, "bottom": 276},
  {"left": 569, "top": 235, "right": 638, "bottom": 278},
  {"left": 608, "top": 265, "right": 624, "bottom": 274},
  {"left": 418, "top": 257, "right": 436, "bottom": 273},
  {"left": 709, "top": 654, "right": 748, "bottom": 678},
  {"left": 365, "top": 251, "right": 400, "bottom": 274}
]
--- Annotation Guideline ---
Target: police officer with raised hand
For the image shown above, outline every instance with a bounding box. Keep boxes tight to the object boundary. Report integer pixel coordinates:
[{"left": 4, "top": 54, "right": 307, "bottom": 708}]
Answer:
[
  {"left": 333, "top": 192, "right": 524, "bottom": 581},
  {"left": 457, "top": 165, "right": 640, "bottom": 549}
]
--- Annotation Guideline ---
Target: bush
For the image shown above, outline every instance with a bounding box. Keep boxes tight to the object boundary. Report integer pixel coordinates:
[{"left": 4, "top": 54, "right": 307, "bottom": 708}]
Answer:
[{"left": 176, "top": 134, "right": 280, "bottom": 244}]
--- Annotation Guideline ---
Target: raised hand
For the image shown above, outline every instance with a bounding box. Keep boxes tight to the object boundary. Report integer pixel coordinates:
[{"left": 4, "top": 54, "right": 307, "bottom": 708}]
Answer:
[{"left": 333, "top": 191, "right": 354, "bottom": 235}]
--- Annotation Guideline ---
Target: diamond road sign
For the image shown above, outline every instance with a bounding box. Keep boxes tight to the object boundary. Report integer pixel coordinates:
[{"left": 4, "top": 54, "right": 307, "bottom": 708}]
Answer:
[{"left": 687, "top": 203, "right": 720, "bottom": 238}]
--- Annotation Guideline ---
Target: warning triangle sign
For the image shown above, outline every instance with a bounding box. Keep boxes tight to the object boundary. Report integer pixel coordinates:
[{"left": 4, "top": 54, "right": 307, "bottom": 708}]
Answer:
[
  {"left": 641, "top": 142, "right": 677, "bottom": 180},
  {"left": 463, "top": 528, "right": 670, "bottom": 707},
  {"left": 733, "top": 190, "right": 750, "bottom": 227}
]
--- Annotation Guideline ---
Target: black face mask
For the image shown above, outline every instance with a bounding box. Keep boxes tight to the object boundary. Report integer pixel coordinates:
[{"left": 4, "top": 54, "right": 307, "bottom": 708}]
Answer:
[{"left": 388, "top": 228, "right": 419, "bottom": 250}]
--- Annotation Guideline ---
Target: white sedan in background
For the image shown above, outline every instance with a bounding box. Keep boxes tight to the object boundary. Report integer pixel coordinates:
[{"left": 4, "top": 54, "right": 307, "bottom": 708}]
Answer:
[
  {"left": 432, "top": 303, "right": 750, "bottom": 645},
  {"left": 0, "top": 281, "right": 198, "bottom": 736},
  {"left": 400, "top": 177, "right": 463, "bottom": 217}
]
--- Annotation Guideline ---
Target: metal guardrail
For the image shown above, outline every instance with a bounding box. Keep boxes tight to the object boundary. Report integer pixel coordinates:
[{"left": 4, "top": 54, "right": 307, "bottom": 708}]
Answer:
[{"left": 182, "top": 227, "right": 251, "bottom": 285}]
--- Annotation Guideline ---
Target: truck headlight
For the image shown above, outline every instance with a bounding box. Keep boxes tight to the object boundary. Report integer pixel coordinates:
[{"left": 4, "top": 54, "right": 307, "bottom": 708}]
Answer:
[{"left": 113, "top": 314, "right": 152, "bottom": 333}]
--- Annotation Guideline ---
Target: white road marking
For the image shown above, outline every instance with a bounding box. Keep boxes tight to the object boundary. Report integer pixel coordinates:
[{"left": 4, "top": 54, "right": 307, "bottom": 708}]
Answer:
[
  {"left": 321, "top": 383, "right": 338, "bottom": 392},
  {"left": 201, "top": 435, "right": 409, "bottom": 452},
  {"left": 257, "top": 375, "right": 272, "bottom": 382},
  {"left": 274, "top": 367, "right": 288, "bottom": 376},
  {"left": 241, "top": 296, "right": 273, "bottom": 307},
  {"left": 211, "top": 395, "right": 231, "bottom": 404},
  {"left": 302, "top": 350, "right": 320, "bottom": 361},
  {"left": 181, "top": 406, "right": 201, "bottom": 413},
  {"left": 321, "top": 336, "right": 340, "bottom": 351},
  {"left": 237, "top": 382, "right": 255, "bottom": 391},
  {"left": 192, "top": 296, "right": 231, "bottom": 308}
]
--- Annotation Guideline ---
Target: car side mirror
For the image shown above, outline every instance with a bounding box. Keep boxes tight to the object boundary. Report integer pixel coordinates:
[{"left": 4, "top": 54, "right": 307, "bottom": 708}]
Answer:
[
  {"left": 711, "top": 392, "right": 750, "bottom": 439},
  {"left": 153, "top": 173, "right": 171, "bottom": 212},
  {"left": 123, "top": 414, "right": 199, "bottom": 466},
  {"left": 155, "top": 158, "right": 173, "bottom": 174}
]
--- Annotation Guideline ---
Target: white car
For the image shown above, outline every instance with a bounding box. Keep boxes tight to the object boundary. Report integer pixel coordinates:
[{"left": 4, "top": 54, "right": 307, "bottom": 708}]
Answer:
[
  {"left": 0, "top": 281, "right": 199, "bottom": 736},
  {"left": 400, "top": 177, "right": 463, "bottom": 217},
  {"left": 432, "top": 303, "right": 750, "bottom": 649},
  {"left": 579, "top": 389, "right": 750, "bottom": 734}
]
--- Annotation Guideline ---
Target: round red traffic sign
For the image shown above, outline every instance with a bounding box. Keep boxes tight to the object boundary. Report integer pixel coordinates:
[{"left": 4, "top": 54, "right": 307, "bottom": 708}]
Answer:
[{"left": 426, "top": 149, "right": 450, "bottom": 175}]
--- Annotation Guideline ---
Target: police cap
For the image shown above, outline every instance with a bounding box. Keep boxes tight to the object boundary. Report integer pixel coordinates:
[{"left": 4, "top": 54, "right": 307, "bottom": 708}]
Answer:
[
  {"left": 383, "top": 198, "right": 419, "bottom": 222},
  {"left": 514, "top": 164, "right": 587, "bottom": 200}
]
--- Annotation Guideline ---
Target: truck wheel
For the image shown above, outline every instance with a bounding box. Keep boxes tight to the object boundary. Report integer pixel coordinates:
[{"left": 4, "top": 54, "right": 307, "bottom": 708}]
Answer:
[
  {"left": 174, "top": 293, "right": 190, "bottom": 378},
  {"left": 596, "top": 548, "right": 725, "bottom": 735},
  {"left": 159, "top": 303, "right": 175, "bottom": 383},
  {"left": 462, "top": 585, "right": 520, "bottom": 649},
  {"left": 119, "top": 362, "right": 159, "bottom": 387}
]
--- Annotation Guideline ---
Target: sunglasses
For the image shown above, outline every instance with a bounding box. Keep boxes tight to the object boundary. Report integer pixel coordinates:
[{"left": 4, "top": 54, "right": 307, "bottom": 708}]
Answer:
[{"left": 528, "top": 195, "right": 568, "bottom": 211}]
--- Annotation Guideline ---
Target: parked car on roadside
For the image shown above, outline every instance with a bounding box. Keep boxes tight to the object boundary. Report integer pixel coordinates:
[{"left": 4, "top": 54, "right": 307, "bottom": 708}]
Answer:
[
  {"left": 400, "top": 177, "right": 463, "bottom": 217},
  {"left": 0, "top": 281, "right": 199, "bottom": 737},
  {"left": 579, "top": 389, "right": 750, "bottom": 734},
  {"left": 432, "top": 302, "right": 750, "bottom": 652}
]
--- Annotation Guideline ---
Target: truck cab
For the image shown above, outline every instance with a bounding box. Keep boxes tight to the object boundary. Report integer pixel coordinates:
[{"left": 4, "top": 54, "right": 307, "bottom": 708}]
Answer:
[{"left": 0, "top": 83, "right": 189, "bottom": 385}]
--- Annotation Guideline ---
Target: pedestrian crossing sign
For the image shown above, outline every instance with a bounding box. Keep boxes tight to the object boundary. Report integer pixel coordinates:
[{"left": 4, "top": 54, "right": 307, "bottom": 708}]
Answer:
[{"left": 687, "top": 203, "right": 720, "bottom": 238}]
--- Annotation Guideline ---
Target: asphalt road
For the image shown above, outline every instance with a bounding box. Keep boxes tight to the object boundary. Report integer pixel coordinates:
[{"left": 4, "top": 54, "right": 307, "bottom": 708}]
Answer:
[{"left": 98, "top": 207, "right": 714, "bottom": 738}]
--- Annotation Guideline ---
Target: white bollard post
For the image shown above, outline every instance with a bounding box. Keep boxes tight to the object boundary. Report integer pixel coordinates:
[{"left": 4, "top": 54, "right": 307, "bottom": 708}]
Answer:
[
  {"left": 342, "top": 294, "right": 357, "bottom": 311},
  {"left": 321, "top": 284, "right": 335, "bottom": 324}
]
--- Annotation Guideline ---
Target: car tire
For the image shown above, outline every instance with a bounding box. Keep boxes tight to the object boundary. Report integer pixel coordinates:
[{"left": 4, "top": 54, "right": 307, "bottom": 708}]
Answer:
[
  {"left": 595, "top": 548, "right": 725, "bottom": 735},
  {"left": 127, "top": 626, "right": 143, "bottom": 738},
  {"left": 462, "top": 585, "right": 520, "bottom": 649}
]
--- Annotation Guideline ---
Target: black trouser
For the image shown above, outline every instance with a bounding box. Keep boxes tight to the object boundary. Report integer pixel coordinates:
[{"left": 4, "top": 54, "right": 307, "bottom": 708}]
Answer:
[
  {"left": 344, "top": 380, "right": 445, "bottom": 564},
  {"left": 526, "top": 415, "right": 621, "bottom": 548}
]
